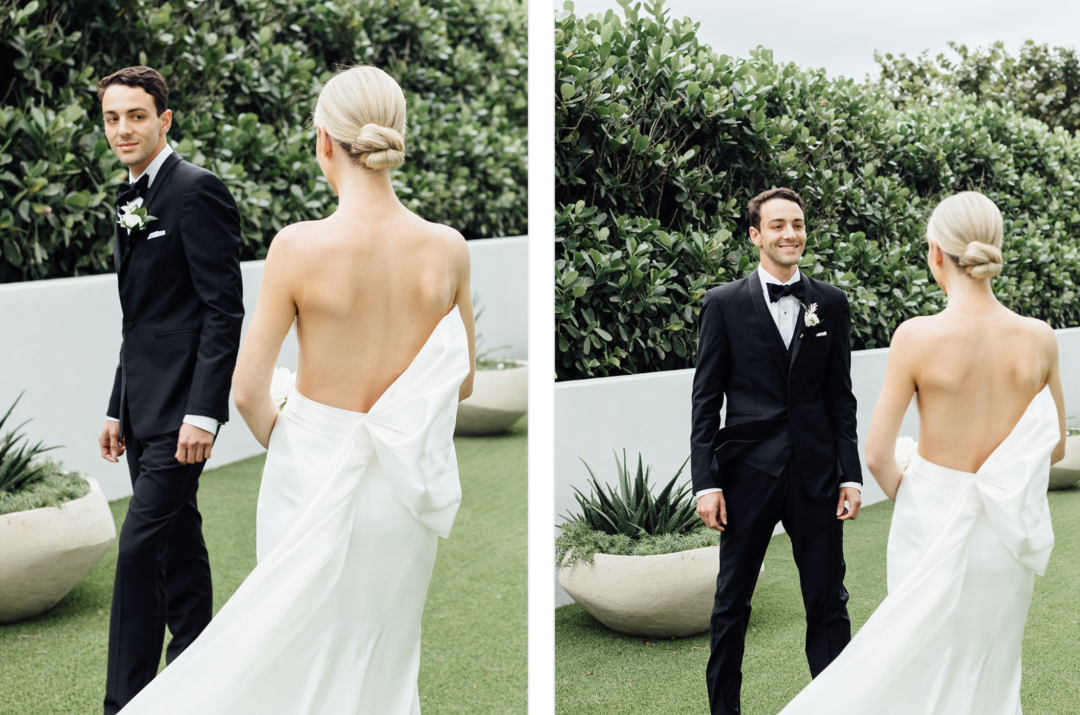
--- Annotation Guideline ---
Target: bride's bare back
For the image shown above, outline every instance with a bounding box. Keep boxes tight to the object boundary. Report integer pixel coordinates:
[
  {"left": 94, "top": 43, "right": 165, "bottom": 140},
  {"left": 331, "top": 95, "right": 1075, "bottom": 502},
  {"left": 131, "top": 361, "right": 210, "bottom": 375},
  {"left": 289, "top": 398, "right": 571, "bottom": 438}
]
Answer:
[
  {"left": 233, "top": 204, "right": 476, "bottom": 447},
  {"left": 285, "top": 211, "right": 469, "bottom": 413},
  {"left": 866, "top": 298, "right": 1065, "bottom": 499},
  {"left": 901, "top": 307, "right": 1056, "bottom": 472}
]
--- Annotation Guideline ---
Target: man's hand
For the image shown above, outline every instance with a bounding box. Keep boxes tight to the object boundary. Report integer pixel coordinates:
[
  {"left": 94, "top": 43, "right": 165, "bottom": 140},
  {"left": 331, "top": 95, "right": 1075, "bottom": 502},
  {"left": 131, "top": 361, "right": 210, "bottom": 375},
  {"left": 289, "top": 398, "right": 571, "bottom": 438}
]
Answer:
[
  {"left": 837, "top": 486, "right": 862, "bottom": 520},
  {"left": 696, "top": 491, "right": 728, "bottom": 532},
  {"left": 99, "top": 421, "right": 125, "bottom": 462},
  {"left": 176, "top": 423, "right": 214, "bottom": 465}
]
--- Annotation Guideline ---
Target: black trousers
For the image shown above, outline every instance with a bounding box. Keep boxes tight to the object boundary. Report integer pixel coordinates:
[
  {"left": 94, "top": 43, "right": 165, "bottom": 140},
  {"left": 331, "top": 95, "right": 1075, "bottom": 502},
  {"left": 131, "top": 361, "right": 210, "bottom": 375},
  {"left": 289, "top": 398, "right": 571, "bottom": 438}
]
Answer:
[
  {"left": 706, "top": 459, "right": 851, "bottom": 715},
  {"left": 103, "top": 425, "right": 214, "bottom": 715}
]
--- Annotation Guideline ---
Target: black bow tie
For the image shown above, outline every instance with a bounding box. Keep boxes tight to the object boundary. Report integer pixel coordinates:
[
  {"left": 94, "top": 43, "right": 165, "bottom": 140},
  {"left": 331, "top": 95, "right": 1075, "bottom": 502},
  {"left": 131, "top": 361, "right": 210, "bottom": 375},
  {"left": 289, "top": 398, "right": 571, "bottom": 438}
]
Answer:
[
  {"left": 117, "top": 173, "right": 150, "bottom": 206},
  {"left": 767, "top": 280, "right": 806, "bottom": 303}
]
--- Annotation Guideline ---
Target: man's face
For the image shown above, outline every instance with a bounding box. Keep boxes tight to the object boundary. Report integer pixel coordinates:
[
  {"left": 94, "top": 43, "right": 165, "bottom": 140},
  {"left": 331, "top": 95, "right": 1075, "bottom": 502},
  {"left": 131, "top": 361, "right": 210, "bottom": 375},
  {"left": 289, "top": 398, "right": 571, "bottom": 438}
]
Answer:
[
  {"left": 101, "top": 84, "right": 171, "bottom": 170},
  {"left": 750, "top": 199, "right": 807, "bottom": 269}
]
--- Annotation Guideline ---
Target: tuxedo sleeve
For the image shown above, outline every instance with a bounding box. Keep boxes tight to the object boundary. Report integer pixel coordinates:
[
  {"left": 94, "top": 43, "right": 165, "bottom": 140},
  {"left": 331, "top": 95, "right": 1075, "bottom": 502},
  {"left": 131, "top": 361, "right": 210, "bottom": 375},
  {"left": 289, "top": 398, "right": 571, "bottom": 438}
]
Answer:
[
  {"left": 179, "top": 171, "right": 244, "bottom": 423},
  {"left": 823, "top": 294, "right": 862, "bottom": 485},
  {"left": 108, "top": 342, "right": 122, "bottom": 419},
  {"left": 690, "top": 289, "right": 729, "bottom": 493}
]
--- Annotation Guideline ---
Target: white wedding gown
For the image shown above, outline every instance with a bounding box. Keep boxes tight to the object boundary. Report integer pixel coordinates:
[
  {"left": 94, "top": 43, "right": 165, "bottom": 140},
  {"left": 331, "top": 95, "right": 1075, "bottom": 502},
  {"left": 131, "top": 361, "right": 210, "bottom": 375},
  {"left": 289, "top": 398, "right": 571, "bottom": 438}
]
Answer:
[
  {"left": 779, "top": 385, "right": 1058, "bottom": 715},
  {"left": 120, "top": 307, "right": 470, "bottom": 714}
]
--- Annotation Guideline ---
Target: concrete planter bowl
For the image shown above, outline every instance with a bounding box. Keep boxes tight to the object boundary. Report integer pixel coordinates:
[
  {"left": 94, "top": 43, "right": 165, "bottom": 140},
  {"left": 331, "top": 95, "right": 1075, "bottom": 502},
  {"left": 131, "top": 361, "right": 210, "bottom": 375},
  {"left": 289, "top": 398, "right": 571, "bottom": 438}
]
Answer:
[
  {"left": 1049, "top": 434, "right": 1080, "bottom": 491},
  {"left": 0, "top": 476, "right": 116, "bottom": 624},
  {"left": 455, "top": 359, "right": 528, "bottom": 436},
  {"left": 559, "top": 546, "right": 764, "bottom": 639}
]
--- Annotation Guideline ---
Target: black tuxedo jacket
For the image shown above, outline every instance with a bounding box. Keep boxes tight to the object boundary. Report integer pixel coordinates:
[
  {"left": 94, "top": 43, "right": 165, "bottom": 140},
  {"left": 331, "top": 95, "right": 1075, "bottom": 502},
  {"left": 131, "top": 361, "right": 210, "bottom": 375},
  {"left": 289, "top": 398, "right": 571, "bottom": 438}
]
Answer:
[
  {"left": 690, "top": 270, "right": 861, "bottom": 501},
  {"left": 107, "top": 152, "right": 244, "bottom": 438}
]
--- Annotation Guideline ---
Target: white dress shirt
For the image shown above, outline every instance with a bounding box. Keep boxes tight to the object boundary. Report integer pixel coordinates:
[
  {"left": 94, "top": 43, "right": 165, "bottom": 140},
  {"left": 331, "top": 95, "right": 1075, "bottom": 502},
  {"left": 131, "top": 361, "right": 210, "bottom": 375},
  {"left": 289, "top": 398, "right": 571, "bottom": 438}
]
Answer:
[
  {"left": 106, "top": 142, "right": 219, "bottom": 436},
  {"left": 696, "top": 264, "right": 860, "bottom": 499}
]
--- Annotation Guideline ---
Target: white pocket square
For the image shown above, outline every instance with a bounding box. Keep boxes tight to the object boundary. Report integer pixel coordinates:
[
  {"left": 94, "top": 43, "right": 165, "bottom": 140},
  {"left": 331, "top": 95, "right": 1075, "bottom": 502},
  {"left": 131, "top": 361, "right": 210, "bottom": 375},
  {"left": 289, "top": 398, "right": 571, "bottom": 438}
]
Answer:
[
  {"left": 815, "top": 331, "right": 828, "bottom": 337},
  {"left": 148, "top": 230, "right": 166, "bottom": 239}
]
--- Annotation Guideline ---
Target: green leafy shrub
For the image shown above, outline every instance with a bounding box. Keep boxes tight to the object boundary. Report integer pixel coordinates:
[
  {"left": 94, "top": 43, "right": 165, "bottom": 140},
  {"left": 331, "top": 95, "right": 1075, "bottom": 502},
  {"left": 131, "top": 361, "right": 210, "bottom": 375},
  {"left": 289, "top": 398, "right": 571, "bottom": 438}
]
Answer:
[
  {"left": 555, "top": 518, "right": 719, "bottom": 566},
  {"left": 563, "top": 447, "right": 695, "bottom": 528},
  {"left": 0, "top": 393, "right": 61, "bottom": 494},
  {"left": 557, "top": 450, "right": 707, "bottom": 565},
  {"left": 0, "top": 0, "right": 527, "bottom": 283},
  {"left": 555, "top": 0, "right": 1080, "bottom": 381},
  {"left": 873, "top": 41, "right": 1080, "bottom": 134},
  {"left": 0, "top": 458, "right": 90, "bottom": 516}
]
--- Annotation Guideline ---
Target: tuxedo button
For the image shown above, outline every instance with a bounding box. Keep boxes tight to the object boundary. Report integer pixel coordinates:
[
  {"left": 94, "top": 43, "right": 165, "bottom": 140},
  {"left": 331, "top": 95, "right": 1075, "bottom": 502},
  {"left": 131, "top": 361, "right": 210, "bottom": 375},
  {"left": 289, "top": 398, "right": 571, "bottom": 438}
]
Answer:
[{"left": 125, "top": 321, "right": 134, "bottom": 330}]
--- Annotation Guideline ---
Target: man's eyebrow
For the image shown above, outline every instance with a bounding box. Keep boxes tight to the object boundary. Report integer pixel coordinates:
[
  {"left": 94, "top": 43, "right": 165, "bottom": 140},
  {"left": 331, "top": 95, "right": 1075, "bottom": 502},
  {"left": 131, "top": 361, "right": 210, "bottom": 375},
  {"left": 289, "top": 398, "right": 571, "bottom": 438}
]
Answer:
[{"left": 102, "top": 106, "right": 154, "bottom": 115}]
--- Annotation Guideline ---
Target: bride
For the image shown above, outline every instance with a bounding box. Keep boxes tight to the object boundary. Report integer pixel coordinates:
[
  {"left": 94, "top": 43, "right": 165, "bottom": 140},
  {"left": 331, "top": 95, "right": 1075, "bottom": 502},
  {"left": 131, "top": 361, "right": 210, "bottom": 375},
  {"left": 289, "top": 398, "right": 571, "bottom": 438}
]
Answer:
[
  {"left": 118, "top": 66, "right": 476, "bottom": 713},
  {"left": 778, "top": 191, "right": 1066, "bottom": 714}
]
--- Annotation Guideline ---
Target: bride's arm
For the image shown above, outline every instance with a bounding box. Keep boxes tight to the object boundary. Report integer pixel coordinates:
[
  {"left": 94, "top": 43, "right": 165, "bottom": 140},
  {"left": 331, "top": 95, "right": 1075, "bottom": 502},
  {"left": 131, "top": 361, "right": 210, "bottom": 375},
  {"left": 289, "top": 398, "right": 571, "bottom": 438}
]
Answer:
[
  {"left": 232, "top": 229, "right": 302, "bottom": 448},
  {"left": 1042, "top": 325, "right": 1067, "bottom": 464},
  {"left": 449, "top": 231, "right": 476, "bottom": 401},
  {"left": 865, "top": 320, "right": 919, "bottom": 501}
]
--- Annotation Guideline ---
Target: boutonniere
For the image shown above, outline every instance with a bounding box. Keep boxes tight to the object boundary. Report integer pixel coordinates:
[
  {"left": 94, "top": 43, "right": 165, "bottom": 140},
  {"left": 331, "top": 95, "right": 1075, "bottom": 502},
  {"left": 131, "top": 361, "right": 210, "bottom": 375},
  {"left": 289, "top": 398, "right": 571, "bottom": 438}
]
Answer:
[
  {"left": 802, "top": 302, "right": 821, "bottom": 327},
  {"left": 117, "top": 201, "right": 158, "bottom": 231}
]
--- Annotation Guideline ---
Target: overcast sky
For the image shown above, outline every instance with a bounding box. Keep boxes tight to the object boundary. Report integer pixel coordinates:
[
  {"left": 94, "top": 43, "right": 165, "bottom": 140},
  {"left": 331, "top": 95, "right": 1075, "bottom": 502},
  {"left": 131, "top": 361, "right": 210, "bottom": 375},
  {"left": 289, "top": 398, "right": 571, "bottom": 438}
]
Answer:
[{"left": 562, "top": 0, "right": 1080, "bottom": 82}]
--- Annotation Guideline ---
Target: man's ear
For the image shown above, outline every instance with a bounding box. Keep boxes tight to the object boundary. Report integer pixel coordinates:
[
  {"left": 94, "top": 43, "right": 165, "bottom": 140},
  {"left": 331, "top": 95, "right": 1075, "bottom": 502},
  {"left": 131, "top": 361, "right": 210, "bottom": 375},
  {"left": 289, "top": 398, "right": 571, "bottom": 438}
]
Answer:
[
  {"left": 748, "top": 226, "right": 761, "bottom": 246},
  {"left": 160, "top": 109, "right": 173, "bottom": 134}
]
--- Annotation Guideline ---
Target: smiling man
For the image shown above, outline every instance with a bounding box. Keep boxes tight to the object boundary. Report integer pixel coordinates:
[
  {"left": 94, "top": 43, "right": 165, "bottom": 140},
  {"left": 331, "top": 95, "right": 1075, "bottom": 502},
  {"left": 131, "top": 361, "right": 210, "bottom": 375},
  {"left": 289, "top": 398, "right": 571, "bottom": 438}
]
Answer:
[
  {"left": 94, "top": 66, "right": 244, "bottom": 715},
  {"left": 690, "top": 187, "right": 863, "bottom": 715}
]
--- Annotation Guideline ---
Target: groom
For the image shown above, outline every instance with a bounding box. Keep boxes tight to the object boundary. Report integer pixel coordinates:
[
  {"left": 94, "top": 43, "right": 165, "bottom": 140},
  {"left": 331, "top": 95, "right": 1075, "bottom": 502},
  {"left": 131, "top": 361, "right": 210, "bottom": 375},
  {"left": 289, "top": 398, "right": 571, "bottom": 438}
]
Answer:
[
  {"left": 690, "top": 188, "right": 862, "bottom": 714},
  {"left": 94, "top": 66, "right": 244, "bottom": 714}
]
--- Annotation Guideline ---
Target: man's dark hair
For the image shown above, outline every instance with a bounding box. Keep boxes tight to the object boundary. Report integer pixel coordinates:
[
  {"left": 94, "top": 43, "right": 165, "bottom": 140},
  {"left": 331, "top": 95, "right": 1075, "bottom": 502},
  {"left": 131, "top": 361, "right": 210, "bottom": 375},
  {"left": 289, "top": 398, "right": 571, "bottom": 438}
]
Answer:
[
  {"left": 747, "top": 187, "right": 805, "bottom": 231},
  {"left": 96, "top": 66, "right": 169, "bottom": 116}
]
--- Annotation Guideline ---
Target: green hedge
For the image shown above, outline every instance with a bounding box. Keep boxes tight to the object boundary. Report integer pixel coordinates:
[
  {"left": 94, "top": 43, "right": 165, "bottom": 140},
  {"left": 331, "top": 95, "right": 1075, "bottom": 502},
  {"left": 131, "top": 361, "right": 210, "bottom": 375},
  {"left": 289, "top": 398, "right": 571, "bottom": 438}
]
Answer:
[
  {"left": 0, "top": 0, "right": 527, "bottom": 283},
  {"left": 873, "top": 40, "right": 1080, "bottom": 135},
  {"left": 554, "top": 0, "right": 1080, "bottom": 381}
]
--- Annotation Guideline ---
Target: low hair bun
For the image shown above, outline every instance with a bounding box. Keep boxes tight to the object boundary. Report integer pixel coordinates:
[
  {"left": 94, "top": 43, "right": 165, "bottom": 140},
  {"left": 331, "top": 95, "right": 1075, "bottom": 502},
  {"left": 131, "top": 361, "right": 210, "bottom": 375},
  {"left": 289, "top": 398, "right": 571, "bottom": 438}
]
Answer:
[
  {"left": 354, "top": 123, "right": 405, "bottom": 170},
  {"left": 311, "top": 65, "right": 408, "bottom": 171},
  {"left": 958, "top": 240, "right": 1003, "bottom": 279},
  {"left": 925, "top": 191, "right": 1005, "bottom": 280}
]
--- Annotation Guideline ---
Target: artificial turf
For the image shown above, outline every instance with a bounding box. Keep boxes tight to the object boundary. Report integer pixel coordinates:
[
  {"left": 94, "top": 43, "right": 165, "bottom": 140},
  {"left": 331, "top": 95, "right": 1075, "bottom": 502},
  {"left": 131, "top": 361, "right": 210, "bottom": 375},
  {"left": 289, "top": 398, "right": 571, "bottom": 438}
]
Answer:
[
  {"left": 0, "top": 417, "right": 527, "bottom": 715},
  {"left": 555, "top": 485, "right": 1080, "bottom": 715}
]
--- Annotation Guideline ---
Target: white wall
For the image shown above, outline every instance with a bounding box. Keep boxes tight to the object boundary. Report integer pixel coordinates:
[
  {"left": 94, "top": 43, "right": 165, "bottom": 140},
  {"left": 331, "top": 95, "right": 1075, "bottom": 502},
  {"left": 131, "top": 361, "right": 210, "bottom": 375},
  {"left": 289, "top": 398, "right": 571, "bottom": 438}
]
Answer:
[
  {"left": 0, "top": 236, "right": 527, "bottom": 502},
  {"left": 553, "top": 327, "right": 1080, "bottom": 607}
]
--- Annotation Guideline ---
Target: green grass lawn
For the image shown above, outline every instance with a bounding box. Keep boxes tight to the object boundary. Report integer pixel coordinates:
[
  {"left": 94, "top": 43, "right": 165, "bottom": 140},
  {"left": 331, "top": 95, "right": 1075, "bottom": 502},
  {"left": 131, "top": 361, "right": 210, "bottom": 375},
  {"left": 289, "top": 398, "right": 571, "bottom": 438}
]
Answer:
[
  {"left": 556, "top": 486, "right": 1080, "bottom": 715},
  {"left": 0, "top": 417, "right": 527, "bottom": 715}
]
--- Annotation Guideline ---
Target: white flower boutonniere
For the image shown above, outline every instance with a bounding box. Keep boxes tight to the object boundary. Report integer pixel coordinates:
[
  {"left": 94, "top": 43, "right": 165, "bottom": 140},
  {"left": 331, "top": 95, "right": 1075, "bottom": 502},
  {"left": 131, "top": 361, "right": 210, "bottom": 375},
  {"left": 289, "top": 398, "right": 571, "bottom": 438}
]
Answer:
[
  {"left": 802, "top": 302, "right": 821, "bottom": 327},
  {"left": 895, "top": 436, "right": 918, "bottom": 471},
  {"left": 270, "top": 367, "right": 297, "bottom": 409},
  {"left": 117, "top": 201, "right": 159, "bottom": 231}
]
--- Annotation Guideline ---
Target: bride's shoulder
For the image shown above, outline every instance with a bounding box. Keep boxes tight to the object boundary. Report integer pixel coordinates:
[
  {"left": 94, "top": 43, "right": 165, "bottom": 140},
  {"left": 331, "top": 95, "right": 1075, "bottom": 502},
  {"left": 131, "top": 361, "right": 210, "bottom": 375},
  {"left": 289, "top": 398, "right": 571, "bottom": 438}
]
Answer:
[
  {"left": 265, "top": 222, "right": 306, "bottom": 255},
  {"left": 414, "top": 218, "right": 469, "bottom": 265},
  {"left": 888, "top": 315, "right": 940, "bottom": 351},
  {"left": 262, "top": 220, "right": 325, "bottom": 272},
  {"left": 1022, "top": 315, "right": 1057, "bottom": 349}
]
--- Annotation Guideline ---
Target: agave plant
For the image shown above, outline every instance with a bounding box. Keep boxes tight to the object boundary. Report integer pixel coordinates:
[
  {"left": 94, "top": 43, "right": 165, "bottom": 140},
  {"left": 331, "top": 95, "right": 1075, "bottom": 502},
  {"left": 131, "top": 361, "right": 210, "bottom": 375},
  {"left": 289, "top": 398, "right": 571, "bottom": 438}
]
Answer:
[
  {"left": 0, "top": 393, "right": 62, "bottom": 494},
  {"left": 566, "top": 450, "right": 697, "bottom": 538}
]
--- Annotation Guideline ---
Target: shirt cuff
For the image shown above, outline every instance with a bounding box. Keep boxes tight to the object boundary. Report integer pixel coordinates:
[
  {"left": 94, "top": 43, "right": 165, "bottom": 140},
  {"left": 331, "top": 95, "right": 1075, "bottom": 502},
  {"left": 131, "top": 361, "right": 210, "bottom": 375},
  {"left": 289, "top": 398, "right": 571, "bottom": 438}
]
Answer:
[
  {"left": 695, "top": 487, "right": 723, "bottom": 500},
  {"left": 183, "top": 414, "right": 220, "bottom": 434},
  {"left": 839, "top": 482, "right": 861, "bottom": 492},
  {"left": 105, "top": 416, "right": 119, "bottom": 422}
]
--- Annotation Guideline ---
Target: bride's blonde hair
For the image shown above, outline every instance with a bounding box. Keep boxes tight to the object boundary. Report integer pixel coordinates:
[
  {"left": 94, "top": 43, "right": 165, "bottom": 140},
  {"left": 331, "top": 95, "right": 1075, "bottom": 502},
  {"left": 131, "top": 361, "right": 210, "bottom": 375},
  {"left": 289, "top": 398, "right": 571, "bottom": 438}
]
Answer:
[
  {"left": 925, "top": 191, "right": 1004, "bottom": 279},
  {"left": 313, "top": 66, "right": 406, "bottom": 171}
]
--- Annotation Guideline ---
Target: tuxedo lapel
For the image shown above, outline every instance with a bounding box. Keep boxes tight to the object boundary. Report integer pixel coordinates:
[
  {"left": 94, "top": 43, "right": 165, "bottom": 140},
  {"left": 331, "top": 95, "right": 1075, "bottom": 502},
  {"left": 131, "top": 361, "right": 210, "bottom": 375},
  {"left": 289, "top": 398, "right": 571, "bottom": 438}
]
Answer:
[
  {"left": 788, "top": 276, "right": 813, "bottom": 372},
  {"left": 113, "top": 219, "right": 123, "bottom": 273},
  {"left": 118, "top": 153, "right": 181, "bottom": 273},
  {"left": 747, "top": 270, "right": 789, "bottom": 380},
  {"left": 141, "top": 152, "right": 181, "bottom": 211}
]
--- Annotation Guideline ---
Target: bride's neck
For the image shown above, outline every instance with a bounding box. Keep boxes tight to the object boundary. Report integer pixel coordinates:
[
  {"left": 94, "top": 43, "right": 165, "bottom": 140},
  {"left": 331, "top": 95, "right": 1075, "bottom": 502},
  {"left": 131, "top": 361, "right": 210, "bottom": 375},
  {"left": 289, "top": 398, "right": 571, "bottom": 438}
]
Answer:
[
  {"left": 332, "top": 167, "right": 403, "bottom": 220},
  {"left": 943, "top": 273, "right": 998, "bottom": 312}
]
